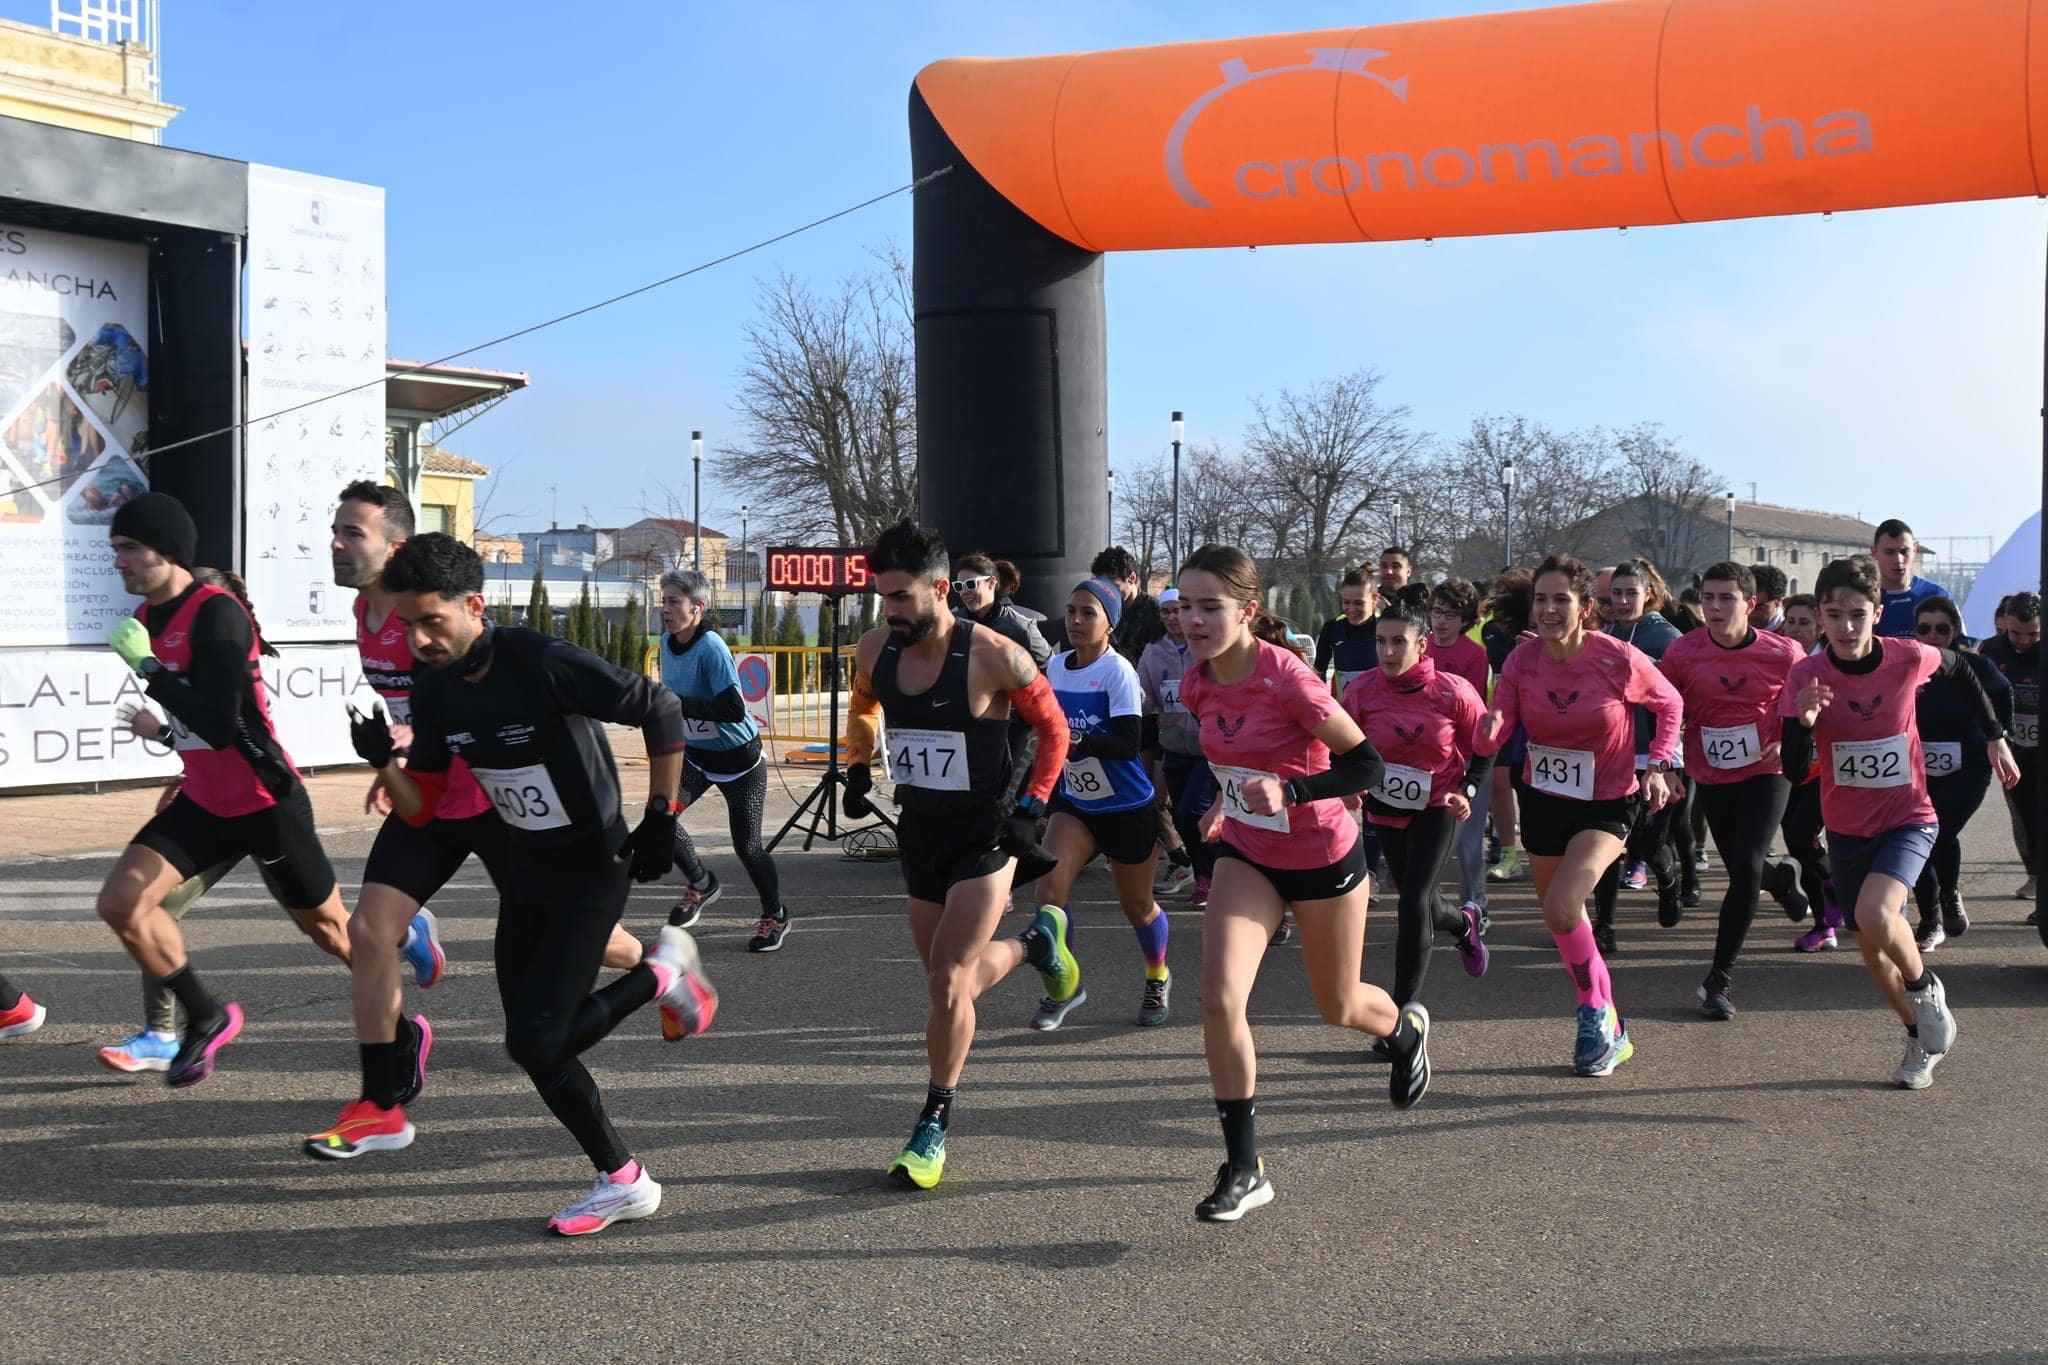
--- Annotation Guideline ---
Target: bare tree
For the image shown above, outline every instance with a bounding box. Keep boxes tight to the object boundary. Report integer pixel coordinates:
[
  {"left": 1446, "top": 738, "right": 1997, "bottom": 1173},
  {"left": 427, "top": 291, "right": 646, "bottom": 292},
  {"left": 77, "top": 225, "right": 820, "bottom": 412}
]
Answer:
[
  {"left": 1113, "top": 460, "right": 1174, "bottom": 583},
  {"left": 714, "top": 251, "right": 916, "bottom": 546},
  {"left": 471, "top": 456, "right": 534, "bottom": 542},
  {"left": 1242, "top": 368, "right": 1424, "bottom": 589},
  {"left": 1610, "top": 423, "right": 1725, "bottom": 574},
  {"left": 1436, "top": 415, "right": 1626, "bottom": 578}
]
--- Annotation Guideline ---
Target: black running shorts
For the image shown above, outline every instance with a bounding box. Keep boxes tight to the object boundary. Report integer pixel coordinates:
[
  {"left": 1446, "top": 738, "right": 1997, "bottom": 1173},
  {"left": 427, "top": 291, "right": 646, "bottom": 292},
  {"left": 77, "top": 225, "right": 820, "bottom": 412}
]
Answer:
[
  {"left": 1049, "top": 797, "right": 1158, "bottom": 867},
  {"left": 1215, "top": 836, "right": 1370, "bottom": 905},
  {"left": 898, "top": 803, "right": 1011, "bottom": 905},
  {"left": 362, "top": 811, "right": 510, "bottom": 905},
  {"left": 133, "top": 786, "right": 337, "bottom": 909},
  {"left": 1516, "top": 786, "right": 1640, "bottom": 858}
]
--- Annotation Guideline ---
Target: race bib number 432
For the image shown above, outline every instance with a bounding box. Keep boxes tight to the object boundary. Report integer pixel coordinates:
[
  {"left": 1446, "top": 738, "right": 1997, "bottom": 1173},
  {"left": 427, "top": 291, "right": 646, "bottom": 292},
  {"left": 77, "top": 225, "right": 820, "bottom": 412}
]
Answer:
[
  {"left": 1832, "top": 734, "right": 1910, "bottom": 789},
  {"left": 472, "top": 763, "right": 571, "bottom": 831},
  {"left": 888, "top": 727, "right": 969, "bottom": 791}
]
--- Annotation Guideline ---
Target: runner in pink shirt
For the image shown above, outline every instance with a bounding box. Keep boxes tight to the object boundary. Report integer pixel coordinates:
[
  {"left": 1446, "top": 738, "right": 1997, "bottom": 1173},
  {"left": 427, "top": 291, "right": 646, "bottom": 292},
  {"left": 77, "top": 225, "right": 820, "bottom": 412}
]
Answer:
[
  {"left": 1427, "top": 578, "right": 1496, "bottom": 926},
  {"left": 1477, "top": 554, "right": 1681, "bottom": 1078},
  {"left": 1658, "top": 561, "right": 1811, "bottom": 1020},
  {"left": 1779, "top": 557, "right": 2015, "bottom": 1090},
  {"left": 1176, "top": 543, "right": 1422, "bottom": 1224},
  {"left": 1344, "top": 599, "right": 1492, "bottom": 1021}
]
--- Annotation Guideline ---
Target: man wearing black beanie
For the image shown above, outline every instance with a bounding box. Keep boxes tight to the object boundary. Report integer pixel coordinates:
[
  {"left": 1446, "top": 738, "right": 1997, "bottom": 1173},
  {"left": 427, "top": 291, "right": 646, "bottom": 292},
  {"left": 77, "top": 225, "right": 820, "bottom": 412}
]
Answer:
[{"left": 95, "top": 491, "right": 353, "bottom": 1089}]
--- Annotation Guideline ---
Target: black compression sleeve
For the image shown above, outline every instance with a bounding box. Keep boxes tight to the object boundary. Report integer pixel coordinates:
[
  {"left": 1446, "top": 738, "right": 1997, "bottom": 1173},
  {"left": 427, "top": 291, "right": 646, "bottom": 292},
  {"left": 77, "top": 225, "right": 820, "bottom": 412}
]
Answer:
[
  {"left": 1313, "top": 621, "right": 1337, "bottom": 679},
  {"left": 542, "top": 638, "right": 687, "bottom": 755},
  {"left": 1935, "top": 648, "right": 2005, "bottom": 737},
  {"left": 1780, "top": 717, "right": 1814, "bottom": 780},
  {"left": 674, "top": 686, "right": 746, "bottom": 723},
  {"left": 1074, "top": 713, "right": 1143, "bottom": 762},
  {"left": 143, "top": 595, "right": 251, "bottom": 747},
  {"left": 1141, "top": 713, "right": 1161, "bottom": 757},
  {"left": 1461, "top": 750, "right": 1494, "bottom": 793},
  {"left": 1285, "top": 736, "right": 1385, "bottom": 805}
]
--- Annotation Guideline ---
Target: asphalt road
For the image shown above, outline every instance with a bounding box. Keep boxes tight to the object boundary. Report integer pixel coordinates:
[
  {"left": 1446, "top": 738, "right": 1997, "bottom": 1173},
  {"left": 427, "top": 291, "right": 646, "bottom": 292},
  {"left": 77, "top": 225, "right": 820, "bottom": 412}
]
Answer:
[{"left": 3, "top": 787, "right": 2046, "bottom": 1364}]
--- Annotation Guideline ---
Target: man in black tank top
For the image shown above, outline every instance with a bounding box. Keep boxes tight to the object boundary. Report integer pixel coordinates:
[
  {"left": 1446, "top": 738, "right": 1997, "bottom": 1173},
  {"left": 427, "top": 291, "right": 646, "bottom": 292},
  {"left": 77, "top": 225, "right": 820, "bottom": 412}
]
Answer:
[{"left": 842, "top": 521, "right": 1075, "bottom": 1191}]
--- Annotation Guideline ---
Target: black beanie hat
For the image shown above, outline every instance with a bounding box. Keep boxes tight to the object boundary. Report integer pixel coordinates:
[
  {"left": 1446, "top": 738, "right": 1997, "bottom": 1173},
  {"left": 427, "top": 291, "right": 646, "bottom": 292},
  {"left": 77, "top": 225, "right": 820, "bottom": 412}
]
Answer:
[{"left": 111, "top": 491, "right": 198, "bottom": 568}]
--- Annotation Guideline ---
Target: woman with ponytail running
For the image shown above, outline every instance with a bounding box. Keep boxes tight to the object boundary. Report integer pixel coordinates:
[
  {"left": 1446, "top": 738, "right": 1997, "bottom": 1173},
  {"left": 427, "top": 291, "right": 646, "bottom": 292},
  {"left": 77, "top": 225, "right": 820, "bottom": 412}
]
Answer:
[{"left": 1177, "top": 544, "right": 1419, "bottom": 1224}]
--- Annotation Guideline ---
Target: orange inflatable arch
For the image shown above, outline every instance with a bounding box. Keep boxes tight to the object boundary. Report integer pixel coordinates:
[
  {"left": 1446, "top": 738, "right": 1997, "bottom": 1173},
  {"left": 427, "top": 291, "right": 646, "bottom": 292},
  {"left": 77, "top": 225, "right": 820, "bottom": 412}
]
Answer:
[{"left": 908, "top": 0, "right": 2044, "bottom": 645}]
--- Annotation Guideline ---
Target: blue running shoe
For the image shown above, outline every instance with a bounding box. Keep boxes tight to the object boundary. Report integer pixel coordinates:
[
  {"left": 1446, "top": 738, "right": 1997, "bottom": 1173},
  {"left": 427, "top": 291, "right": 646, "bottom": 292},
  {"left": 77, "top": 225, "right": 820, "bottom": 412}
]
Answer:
[
  {"left": 98, "top": 1028, "right": 179, "bottom": 1074},
  {"left": 402, "top": 907, "right": 446, "bottom": 988},
  {"left": 1573, "top": 1003, "right": 1634, "bottom": 1077}
]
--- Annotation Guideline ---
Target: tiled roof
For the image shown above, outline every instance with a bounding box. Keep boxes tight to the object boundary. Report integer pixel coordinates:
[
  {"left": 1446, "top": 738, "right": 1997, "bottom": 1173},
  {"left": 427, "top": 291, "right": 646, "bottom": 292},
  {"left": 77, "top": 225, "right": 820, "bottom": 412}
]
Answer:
[
  {"left": 1732, "top": 500, "right": 1872, "bottom": 544},
  {"left": 423, "top": 446, "right": 490, "bottom": 477}
]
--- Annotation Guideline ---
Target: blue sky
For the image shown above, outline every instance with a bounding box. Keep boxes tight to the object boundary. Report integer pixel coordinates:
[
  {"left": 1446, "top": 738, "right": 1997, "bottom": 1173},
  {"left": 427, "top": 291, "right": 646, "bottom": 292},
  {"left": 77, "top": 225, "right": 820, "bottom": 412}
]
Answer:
[{"left": 33, "top": 0, "right": 2043, "bottom": 565}]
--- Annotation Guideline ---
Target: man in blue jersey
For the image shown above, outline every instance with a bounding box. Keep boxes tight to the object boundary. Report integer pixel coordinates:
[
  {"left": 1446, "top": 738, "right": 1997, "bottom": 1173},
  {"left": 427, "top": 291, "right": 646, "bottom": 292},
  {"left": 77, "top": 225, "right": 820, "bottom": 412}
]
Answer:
[{"left": 1873, "top": 518, "right": 1947, "bottom": 638}]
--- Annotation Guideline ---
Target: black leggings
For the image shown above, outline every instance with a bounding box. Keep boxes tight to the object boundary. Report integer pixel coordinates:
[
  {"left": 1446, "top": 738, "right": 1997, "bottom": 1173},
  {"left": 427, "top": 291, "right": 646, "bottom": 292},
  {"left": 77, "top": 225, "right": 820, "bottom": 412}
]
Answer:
[
  {"left": 2002, "top": 747, "right": 2039, "bottom": 878},
  {"left": 1916, "top": 766, "right": 1993, "bottom": 917},
  {"left": 671, "top": 759, "right": 781, "bottom": 913},
  {"left": 1669, "top": 776, "right": 1699, "bottom": 878},
  {"left": 496, "top": 839, "right": 656, "bottom": 1173},
  {"left": 1593, "top": 790, "right": 1679, "bottom": 930},
  {"left": 1378, "top": 807, "right": 1467, "bottom": 1004},
  {"left": 1696, "top": 774, "right": 1794, "bottom": 977},
  {"left": 1162, "top": 751, "right": 1218, "bottom": 878},
  {"left": 1781, "top": 780, "right": 1830, "bottom": 912}
]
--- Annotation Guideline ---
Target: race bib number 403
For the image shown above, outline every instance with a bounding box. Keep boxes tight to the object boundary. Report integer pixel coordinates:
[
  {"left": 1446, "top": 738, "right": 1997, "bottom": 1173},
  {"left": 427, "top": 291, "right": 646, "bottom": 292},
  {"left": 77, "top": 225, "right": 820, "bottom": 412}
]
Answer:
[
  {"left": 1527, "top": 743, "right": 1594, "bottom": 801},
  {"left": 1832, "top": 734, "right": 1910, "bottom": 789},
  {"left": 472, "top": 763, "right": 571, "bottom": 831},
  {"left": 1211, "top": 763, "right": 1290, "bottom": 833},
  {"left": 888, "top": 727, "right": 969, "bottom": 792}
]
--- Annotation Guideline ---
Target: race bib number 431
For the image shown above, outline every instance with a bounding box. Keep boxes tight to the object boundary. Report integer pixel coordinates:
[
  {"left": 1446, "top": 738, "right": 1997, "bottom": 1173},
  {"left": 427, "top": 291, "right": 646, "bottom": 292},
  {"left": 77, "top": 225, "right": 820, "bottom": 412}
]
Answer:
[
  {"left": 1211, "top": 763, "right": 1290, "bottom": 833},
  {"left": 1527, "top": 743, "right": 1594, "bottom": 801},
  {"left": 888, "top": 727, "right": 969, "bottom": 791}
]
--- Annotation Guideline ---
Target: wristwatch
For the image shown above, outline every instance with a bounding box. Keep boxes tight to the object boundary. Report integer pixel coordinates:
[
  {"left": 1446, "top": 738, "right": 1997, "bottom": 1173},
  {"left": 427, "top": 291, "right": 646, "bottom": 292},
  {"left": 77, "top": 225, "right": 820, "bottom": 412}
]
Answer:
[
  {"left": 647, "top": 795, "right": 680, "bottom": 816},
  {"left": 1646, "top": 759, "right": 1675, "bottom": 774}
]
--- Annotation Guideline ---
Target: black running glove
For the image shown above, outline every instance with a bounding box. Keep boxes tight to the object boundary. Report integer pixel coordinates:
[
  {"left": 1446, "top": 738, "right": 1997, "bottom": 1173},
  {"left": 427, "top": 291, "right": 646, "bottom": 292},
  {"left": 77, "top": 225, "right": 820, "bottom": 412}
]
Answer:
[
  {"left": 1002, "top": 795, "right": 1059, "bottom": 885},
  {"left": 347, "top": 704, "right": 395, "bottom": 769},
  {"left": 619, "top": 805, "right": 679, "bottom": 883},
  {"left": 843, "top": 760, "right": 875, "bottom": 818}
]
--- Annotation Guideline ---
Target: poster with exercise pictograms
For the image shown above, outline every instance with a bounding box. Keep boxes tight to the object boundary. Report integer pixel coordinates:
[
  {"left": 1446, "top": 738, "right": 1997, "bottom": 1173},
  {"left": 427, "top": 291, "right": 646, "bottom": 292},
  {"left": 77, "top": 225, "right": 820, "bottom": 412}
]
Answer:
[
  {"left": 243, "top": 164, "right": 387, "bottom": 642},
  {"left": 0, "top": 223, "right": 149, "bottom": 647}
]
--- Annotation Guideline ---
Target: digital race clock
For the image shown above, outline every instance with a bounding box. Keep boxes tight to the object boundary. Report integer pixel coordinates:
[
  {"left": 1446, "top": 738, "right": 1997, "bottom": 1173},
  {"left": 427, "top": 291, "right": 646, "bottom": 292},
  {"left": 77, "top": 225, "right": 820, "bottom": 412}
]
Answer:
[{"left": 763, "top": 546, "right": 873, "bottom": 596}]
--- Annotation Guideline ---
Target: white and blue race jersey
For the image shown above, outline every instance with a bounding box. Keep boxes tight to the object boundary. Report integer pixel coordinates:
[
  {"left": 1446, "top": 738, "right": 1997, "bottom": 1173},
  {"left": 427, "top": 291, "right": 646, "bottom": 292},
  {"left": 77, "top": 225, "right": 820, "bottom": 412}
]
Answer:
[
  {"left": 1051, "top": 648, "right": 1154, "bottom": 814},
  {"left": 659, "top": 628, "right": 759, "bottom": 753}
]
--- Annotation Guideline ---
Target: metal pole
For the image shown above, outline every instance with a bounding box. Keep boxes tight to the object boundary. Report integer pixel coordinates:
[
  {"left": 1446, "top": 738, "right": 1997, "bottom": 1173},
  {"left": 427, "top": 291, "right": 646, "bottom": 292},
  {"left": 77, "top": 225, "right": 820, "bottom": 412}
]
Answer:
[
  {"left": 1170, "top": 409, "right": 1184, "bottom": 570},
  {"left": 1501, "top": 462, "right": 1514, "bottom": 568},
  {"left": 740, "top": 505, "right": 749, "bottom": 636},
  {"left": 2036, "top": 229, "right": 2047, "bottom": 948},
  {"left": 691, "top": 430, "right": 704, "bottom": 571},
  {"left": 1726, "top": 492, "right": 1736, "bottom": 561},
  {"left": 1107, "top": 470, "right": 1115, "bottom": 542}
]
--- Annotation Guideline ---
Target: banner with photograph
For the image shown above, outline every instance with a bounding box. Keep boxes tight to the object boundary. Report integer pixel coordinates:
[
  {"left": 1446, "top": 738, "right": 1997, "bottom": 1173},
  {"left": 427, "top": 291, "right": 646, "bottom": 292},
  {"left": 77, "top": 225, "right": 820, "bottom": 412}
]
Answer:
[
  {"left": 244, "top": 164, "right": 386, "bottom": 642},
  {"left": 0, "top": 644, "right": 380, "bottom": 790},
  {"left": 0, "top": 223, "right": 150, "bottom": 647}
]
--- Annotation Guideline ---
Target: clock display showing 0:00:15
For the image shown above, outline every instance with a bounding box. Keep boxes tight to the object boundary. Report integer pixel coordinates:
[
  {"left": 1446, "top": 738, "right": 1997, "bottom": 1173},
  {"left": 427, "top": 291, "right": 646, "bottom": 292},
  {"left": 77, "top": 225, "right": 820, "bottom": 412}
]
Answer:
[{"left": 763, "top": 547, "right": 873, "bottom": 594}]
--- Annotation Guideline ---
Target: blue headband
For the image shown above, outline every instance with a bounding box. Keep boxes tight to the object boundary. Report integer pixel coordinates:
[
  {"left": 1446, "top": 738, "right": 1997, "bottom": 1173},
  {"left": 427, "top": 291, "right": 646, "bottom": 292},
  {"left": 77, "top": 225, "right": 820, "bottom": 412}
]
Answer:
[{"left": 1077, "top": 577, "right": 1124, "bottom": 627}]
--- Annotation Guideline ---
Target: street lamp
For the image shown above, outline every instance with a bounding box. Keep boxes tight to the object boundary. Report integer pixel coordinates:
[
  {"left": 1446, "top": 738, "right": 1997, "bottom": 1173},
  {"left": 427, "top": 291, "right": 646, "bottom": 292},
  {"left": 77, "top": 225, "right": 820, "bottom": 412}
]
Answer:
[
  {"left": 1389, "top": 494, "right": 1404, "bottom": 549},
  {"left": 1170, "top": 410, "right": 1184, "bottom": 569},
  {"left": 740, "top": 502, "right": 750, "bottom": 635},
  {"left": 1106, "top": 467, "right": 1116, "bottom": 541},
  {"left": 1500, "top": 460, "right": 1517, "bottom": 567},
  {"left": 691, "top": 430, "right": 704, "bottom": 571},
  {"left": 1725, "top": 490, "right": 1736, "bottom": 561}
]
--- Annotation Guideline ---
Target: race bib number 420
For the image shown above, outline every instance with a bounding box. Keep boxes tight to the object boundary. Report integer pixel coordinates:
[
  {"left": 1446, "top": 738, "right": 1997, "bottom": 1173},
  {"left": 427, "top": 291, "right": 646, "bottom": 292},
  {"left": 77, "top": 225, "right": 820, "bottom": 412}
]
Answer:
[
  {"left": 1832, "top": 734, "right": 1910, "bottom": 789},
  {"left": 1376, "top": 761, "right": 1431, "bottom": 811},
  {"left": 1527, "top": 743, "right": 1594, "bottom": 801},
  {"left": 888, "top": 728, "right": 969, "bottom": 791},
  {"left": 472, "top": 763, "right": 571, "bottom": 831},
  {"left": 1211, "top": 763, "right": 1290, "bottom": 833}
]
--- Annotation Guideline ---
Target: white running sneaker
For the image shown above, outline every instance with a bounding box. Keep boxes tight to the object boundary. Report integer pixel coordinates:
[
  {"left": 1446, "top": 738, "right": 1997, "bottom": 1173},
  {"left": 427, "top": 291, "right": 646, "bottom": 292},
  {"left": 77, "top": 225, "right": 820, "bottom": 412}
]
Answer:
[
  {"left": 547, "top": 1165, "right": 663, "bottom": 1237},
  {"left": 649, "top": 926, "right": 718, "bottom": 1042},
  {"left": 1892, "top": 1036, "right": 1942, "bottom": 1090},
  {"left": 1154, "top": 861, "right": 1193, "bottom": 895},
  {"left": 1906, "top": 972, "right": 1956, "bottom": 1055}
]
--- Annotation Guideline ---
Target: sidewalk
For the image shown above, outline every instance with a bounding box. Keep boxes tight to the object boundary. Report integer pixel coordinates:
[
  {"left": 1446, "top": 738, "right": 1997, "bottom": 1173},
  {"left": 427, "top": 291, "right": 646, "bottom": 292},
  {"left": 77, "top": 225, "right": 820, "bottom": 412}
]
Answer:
[{"left": 0, "top": 726, "right": 721, "bottom": 862}]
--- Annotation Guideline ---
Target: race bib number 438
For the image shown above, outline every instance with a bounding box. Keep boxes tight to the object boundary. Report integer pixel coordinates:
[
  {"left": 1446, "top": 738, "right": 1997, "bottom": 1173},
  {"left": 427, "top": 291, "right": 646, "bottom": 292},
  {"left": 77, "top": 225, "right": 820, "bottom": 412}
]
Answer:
[
  {"left": 888, "top": 727, "right": 969, "bottom": 791},
  {"left": 472, "top": 763, "right": 571, "bottom": 831},
  {"left": 1062, "top": 756, "right": 1116, "bottom": 801}
]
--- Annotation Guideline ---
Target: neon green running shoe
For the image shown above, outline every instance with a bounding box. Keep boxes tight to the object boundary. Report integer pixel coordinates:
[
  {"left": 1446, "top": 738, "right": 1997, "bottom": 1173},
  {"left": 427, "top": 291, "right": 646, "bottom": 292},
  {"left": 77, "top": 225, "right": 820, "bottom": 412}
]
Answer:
[
  {"left": 1025, "top": 904, "right": 1082, "bottom": 1004},
  {"left": 888, "top": 1116, "right": 947, "bottom": 1190}
]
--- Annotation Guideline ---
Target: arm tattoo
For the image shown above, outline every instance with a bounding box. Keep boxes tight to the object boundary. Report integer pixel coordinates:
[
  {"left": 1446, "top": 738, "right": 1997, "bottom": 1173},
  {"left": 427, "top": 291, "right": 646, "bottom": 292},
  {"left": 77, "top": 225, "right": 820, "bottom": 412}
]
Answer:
[{"left": 1005, "top": 643, "right": 1037, "bottom": 689}]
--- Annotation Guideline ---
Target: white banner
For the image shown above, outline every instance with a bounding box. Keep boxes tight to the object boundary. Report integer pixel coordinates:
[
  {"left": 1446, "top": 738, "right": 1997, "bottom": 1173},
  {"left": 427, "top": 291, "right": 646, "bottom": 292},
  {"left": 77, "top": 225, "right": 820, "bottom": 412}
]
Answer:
[
  {"left": 0, "top": 645, "right": 379, "bottom": 790},
  {"left": 244, "top": 165, "right": 386, "bottom": 642},
  {"left": 0, "top": 223, "right": 149, "bottom": 647}
]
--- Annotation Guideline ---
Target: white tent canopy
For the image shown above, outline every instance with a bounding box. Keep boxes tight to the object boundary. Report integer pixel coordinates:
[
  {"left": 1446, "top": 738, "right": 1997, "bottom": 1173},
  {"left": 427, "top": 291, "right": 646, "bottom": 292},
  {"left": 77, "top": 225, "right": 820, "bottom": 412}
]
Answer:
[{"left": 1962, "top": 512, "right": 2041, "bottom": 638}]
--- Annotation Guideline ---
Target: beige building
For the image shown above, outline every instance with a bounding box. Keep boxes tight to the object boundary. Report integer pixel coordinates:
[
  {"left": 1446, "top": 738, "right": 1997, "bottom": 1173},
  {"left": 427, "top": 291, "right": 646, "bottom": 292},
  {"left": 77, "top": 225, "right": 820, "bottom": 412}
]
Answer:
[
  {"left": 1566, "top": 495, "right": 1874, "bottom": 593},
  {"left": 0, "top": 13, "right": 175, "bottom": 143},
  {"left": 476, "top": 533, "right": 523, "bottom": 564},
  {"left": 604, "top": 516, "right": 730, "bottom": 590}
]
